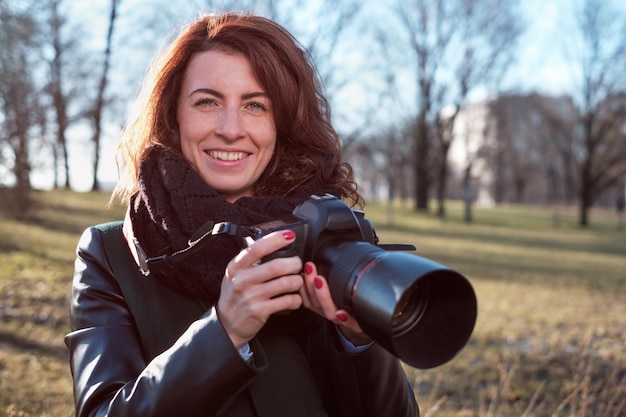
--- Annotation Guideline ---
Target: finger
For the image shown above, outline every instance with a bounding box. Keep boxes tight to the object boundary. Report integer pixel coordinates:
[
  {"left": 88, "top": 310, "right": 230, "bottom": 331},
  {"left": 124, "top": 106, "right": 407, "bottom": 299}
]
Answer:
[
  {"left": 260, "top": 273, "right": 304, "bottom": 300},
  {"left": 309, "top": 273, "right": 363, "bottom": 333},
  {"left": 308, "top": 274, "right": 340, "bottom": 321},
  {"left": 227, "top": 230, "right": 297, "bottom": 276},
  {"left": 261, "top": 292, "right": 303, "bottom": 314},
  {"left": 231, "top": 280, "right": 303, "bottom": 315},
  {"left": 335, "top": 309, "right": 363, "bottom": 333},
  {"left": 226, "top": 259, "right": 303, "bottom": 304},
  {"left": 300, "top": 261, "right": 321, "bottom": 310},
  {"left": 248, "top": 229, "right": 296, "bottom": 261}
]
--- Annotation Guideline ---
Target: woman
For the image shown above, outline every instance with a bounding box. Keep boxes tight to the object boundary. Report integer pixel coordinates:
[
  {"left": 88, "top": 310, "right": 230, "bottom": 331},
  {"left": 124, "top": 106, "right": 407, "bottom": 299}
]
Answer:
[{"left": 66, "top": 12, "right": 418, "bottom": 417}]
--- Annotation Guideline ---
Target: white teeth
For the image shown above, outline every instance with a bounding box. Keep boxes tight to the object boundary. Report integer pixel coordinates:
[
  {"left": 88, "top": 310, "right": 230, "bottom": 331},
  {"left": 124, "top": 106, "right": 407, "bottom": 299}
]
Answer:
[{"left": 209, "top": 151, "right": 247, "bottom": 161}]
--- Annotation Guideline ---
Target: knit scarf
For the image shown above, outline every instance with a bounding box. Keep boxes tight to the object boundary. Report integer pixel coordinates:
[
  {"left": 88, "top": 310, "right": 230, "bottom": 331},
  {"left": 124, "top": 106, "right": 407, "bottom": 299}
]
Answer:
[{"left": 129, "top": 148, "right": 341, "bottom": 304}]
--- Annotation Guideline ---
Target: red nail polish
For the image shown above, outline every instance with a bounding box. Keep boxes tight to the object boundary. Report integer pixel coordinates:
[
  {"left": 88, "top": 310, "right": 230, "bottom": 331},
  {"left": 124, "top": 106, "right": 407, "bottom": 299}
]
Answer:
[
  {"left": 336, "top": 312, "right": 349, "bottom": 322},
  {"left": 305, "top": 263, "right": 313, "bottom": 275},
  {"left": 282, "top": 230, "right": 296, "bottom": 241},
  {"left": 314, "top": 276, "right": 323, "bottom": 289}
]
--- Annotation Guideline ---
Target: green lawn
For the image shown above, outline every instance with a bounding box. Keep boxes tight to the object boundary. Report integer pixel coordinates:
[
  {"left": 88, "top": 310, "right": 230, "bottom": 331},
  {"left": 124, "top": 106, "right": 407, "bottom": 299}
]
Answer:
[{"left": 0, "top": 191, "right": 624, "bottom": 416}]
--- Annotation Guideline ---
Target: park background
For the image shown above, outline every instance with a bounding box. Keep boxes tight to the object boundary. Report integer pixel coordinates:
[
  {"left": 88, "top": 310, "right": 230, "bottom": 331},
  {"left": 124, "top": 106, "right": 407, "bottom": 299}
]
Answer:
[{"left": 1, "top": 0, "right": 625, "bottom": 416}]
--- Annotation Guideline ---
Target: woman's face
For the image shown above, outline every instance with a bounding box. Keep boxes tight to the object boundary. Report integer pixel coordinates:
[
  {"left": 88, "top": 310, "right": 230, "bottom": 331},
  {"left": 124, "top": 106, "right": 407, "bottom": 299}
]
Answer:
[{"left": 177, "top": 50, "right": 276, "bottom": 202}]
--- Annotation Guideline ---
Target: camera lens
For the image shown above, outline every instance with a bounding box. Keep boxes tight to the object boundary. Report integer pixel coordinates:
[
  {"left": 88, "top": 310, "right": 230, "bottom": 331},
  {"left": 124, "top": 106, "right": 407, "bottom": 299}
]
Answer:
[
  {"left": 320, "top": 241, "right": 477, "bottom": 369},
  {"left": 392, "top": 280, "right": 429, "bottom": 336}
]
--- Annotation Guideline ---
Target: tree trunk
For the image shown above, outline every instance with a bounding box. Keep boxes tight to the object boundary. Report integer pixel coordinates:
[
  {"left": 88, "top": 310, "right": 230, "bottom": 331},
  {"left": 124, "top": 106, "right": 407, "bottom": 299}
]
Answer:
[
  {"left": 14, "top": 122, "right": 32, "bottom": 217},
  {"left": 578, "top": 160, "right": 592, "bottom": 226},
  {"left": 415, "top": 116, "right": 429, "bottom": 211},
  {"left": 436, "top": 143, "right": 450, "bottom": 218},
  {"left": 463, "top": 165, "right": 473, "bottom": 223},
  {"left": 91, "top": 0, "right": 119, "bottom": 192},
  {"left": 387, "top": 173, "right": 395, "bottom": 226}
]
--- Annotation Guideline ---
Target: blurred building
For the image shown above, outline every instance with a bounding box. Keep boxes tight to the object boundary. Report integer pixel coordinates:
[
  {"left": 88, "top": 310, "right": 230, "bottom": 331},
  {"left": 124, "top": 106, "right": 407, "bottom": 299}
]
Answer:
[{"left": 448, "top": 93, "right": 578, "bottom": 206}]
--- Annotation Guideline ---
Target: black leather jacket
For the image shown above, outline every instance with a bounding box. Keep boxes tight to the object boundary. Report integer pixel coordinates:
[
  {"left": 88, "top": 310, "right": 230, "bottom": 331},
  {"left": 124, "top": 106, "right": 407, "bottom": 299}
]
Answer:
[{"left": 65, "top": 225, "right": 419, "bottom": 417}]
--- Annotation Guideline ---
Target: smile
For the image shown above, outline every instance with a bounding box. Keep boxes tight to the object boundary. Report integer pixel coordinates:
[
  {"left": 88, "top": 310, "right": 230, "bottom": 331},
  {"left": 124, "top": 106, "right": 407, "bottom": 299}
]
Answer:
[{"left": 208, "top": 151, "right": 248, "bottom": 161}]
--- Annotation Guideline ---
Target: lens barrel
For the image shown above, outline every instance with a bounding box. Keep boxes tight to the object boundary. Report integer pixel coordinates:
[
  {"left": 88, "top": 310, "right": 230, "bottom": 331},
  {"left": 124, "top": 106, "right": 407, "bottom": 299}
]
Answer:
[{"left": 323, "top": 242, "right": 477, "bottom": 369}]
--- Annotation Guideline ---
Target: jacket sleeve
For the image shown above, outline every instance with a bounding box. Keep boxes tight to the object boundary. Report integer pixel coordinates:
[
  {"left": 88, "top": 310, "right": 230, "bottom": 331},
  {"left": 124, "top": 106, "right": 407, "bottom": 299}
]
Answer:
[{"left": 65, "top": 227, "right": 260, "bottom": 417}]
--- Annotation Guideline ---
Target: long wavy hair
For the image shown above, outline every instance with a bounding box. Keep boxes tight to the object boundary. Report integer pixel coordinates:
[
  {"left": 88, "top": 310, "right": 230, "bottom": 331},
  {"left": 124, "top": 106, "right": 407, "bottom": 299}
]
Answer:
[{"left": 112, "top": 12, "right": 361, "bottom": 207}]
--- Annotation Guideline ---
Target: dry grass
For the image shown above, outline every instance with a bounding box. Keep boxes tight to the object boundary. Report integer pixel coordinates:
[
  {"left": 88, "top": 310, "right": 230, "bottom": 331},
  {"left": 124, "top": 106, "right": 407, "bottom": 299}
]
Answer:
[
  {"left": 0, "top": 189, "right": 124, "bottom": 417},
  {"left": 0, "top": 192, "right": 624, "bottom": 416},
  {"left": 364, "top": 200, "right": 626, "bottom": 417}
]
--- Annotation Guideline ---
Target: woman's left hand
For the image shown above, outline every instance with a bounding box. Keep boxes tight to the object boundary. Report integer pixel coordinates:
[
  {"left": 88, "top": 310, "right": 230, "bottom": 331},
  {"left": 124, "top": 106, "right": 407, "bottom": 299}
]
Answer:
[{"left": 300, "top": 261, "right": 372, "bottom": 346}]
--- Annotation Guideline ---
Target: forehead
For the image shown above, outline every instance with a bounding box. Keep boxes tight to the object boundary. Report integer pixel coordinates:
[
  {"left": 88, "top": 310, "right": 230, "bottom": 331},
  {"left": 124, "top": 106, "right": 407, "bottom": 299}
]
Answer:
[{"left": 181, "top": 50, "right": 263, "bottom": 92}]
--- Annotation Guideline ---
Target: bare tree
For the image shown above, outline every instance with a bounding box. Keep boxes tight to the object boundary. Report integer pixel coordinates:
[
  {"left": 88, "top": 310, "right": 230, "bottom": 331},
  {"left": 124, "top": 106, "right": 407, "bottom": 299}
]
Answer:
[
  {"left": 434, "top": 0, "right": 523, "bottom": 217},
  {"left": 392, "top": 0, "right": 523, "bottom": 213},
  {"left": 451, "top": 100, "right": 490, "bottom": 222},
  {"left": 46, "top": 0, "right": 72, "bottom": 189},
  {"left": 90, "top": 0, "right": 120, "bottom": 191},
  {"left": 377, "top": 124, "right": 414, "bottom": 223},
  {"left": 536, "top": 96, "right": 579, "bottom": 206},
  {"left": 41, "top": 0, "right": 101, "bottom": 190},
  {"left": 0, "top": 1, "right": 40, "bottom": 215},
  {"left": 568, "top": 0, "right": 626, "bottom": 226},
  {"left": 394, "top": 0, "right": 455, "bottom": 211}
]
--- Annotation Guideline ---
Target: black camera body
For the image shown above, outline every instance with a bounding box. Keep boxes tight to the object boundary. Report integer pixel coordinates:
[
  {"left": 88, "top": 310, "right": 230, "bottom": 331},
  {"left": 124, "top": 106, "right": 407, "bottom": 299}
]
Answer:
[
  {"left": 251, "top": 193, "right": 378, "bottom": 264},
  {"left": 250, "top": 194, "right": 477, "bottom": 369}
]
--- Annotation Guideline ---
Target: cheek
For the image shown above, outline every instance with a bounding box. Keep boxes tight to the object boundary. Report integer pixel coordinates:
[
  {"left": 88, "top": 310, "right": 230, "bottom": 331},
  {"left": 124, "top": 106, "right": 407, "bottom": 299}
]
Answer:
[
  {"left": 261, "top": 131, "right": 277, "bottom": 161},
  {"left": 178, "top": 126, "right": 192, "bottom": 160},
  {"left": 177, "top": 113, "right": 203, "bottom": 157},
  {"left": 180, "top": 139, "right": 193, "bottom": 164}
]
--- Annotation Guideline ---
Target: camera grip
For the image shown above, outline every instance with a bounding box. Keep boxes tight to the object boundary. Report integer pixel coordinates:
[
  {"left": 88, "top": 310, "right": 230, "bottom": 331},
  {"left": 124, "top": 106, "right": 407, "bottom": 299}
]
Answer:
[{"left": 261, "top": 241, "right": 298, "bottom": 263}]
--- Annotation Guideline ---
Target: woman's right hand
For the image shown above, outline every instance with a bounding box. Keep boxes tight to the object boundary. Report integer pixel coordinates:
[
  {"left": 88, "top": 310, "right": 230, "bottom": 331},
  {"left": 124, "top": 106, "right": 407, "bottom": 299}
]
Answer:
[{"left": 217, "top": 230, "right": 303, "bottom": 349}]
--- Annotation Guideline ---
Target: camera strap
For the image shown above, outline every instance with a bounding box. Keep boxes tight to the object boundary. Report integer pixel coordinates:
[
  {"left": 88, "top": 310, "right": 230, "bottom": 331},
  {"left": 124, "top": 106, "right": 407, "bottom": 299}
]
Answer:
[{"left": 133, "top": 220, "right": 254, "bottom": 276}]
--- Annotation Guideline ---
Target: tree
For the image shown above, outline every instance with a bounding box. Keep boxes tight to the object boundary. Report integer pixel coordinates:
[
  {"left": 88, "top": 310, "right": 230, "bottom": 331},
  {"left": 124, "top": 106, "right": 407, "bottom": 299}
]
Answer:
[
  {"left": 448, "top": 99, "right": 490, "bottom": 222},
  {"left": 351, "top": 115, "right": 414, "bottom": 223},
  {"left": 90, "top": 0, "right": 120, "bottom": 191},
  {"left": 0, "top": 1, "right": 41, "bottom": 215},
  {"left": 536, "top": 95, "right": 580, "bottom": 206},
  {"left": 434, "top": 0, "right": 522, "bottom": 217},
  {"left": 46, "top": 0, "right": 72, "bottom": 189},
  {"left": 42, "top": 0, "right": 100, "bottom": 190},
  {"left": 393, "top": 0, "right": 523, "bottom": 213},
  {"left": 394, "top": 0, "right": 453, "bottom": 211},
  {"left": 569, "top": 0, "right": 626, "bottom": 226}
]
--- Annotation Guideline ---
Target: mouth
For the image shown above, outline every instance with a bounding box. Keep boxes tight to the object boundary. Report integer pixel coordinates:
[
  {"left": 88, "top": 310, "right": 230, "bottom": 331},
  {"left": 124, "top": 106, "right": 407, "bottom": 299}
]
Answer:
[{"left": 208, "top": 151, "right": 248, "bottom": 161}]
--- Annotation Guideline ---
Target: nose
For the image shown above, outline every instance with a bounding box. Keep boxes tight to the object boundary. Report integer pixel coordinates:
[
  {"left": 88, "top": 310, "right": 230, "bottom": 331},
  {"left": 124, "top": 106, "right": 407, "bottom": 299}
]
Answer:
[{"left": 215, "top": 107, "right": 245, "bottom": 142}]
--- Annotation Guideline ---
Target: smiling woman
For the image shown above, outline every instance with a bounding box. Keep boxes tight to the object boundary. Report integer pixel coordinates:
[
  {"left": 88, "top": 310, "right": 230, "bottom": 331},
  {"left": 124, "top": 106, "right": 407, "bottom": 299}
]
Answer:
[{"left": 64, "top": 12, "right": 417, "bottom": 417}]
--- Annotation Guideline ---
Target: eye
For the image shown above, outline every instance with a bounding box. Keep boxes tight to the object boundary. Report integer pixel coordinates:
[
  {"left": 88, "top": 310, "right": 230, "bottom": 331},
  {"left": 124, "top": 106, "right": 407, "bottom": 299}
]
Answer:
[
  {"left": 193, "top": 97, "right": 217, "bottom": 107},
  {"left": 246, "top": 100, "right": 269, "bottom": 112}
]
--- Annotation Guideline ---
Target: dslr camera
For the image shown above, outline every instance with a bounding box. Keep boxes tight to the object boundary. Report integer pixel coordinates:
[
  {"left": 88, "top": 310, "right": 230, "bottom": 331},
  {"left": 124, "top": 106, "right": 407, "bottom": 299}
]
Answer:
[{"left": 249, "top": 194, "right": 477, "bottom": 369}]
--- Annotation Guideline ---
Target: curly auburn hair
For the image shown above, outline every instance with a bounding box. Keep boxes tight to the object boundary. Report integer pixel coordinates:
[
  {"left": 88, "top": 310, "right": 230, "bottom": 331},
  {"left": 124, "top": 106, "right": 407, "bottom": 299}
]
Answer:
[{"left": 112, "top": 12, "right": 361, "bottom": 207}]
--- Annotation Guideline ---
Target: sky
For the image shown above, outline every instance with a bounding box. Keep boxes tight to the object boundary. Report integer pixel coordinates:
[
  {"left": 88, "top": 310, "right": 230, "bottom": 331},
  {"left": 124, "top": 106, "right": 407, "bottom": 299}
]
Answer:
[
  {"left": 27, "top": 0, "right": 626, "bottom": 191},
  {"left": 505, "top": 0, "right": 577, "bottom": 95},
  {"left": 506, "top": 0, "right": 626, "bottom": 95}
]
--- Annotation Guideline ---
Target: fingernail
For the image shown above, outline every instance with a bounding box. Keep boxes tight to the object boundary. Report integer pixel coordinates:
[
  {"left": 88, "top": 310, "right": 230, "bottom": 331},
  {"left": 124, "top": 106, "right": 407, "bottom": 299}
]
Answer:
[
  {"left": 282, "top": 230, "right": 296, "bottom": 241},
  {"left": 314, "top": 276, "right": 323, "bottom": 289},
  {"left": 305, "top": 262, "right": 313, "bottom": 275},
  {"left": 336, "top": 312, "right": 349, "bottom": 322}
]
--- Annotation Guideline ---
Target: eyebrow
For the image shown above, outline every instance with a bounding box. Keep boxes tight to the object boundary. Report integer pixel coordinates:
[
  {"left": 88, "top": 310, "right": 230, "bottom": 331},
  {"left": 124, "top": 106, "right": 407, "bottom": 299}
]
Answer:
[{"left": 188, "top": 88, "right": 268, "bottom": 100}]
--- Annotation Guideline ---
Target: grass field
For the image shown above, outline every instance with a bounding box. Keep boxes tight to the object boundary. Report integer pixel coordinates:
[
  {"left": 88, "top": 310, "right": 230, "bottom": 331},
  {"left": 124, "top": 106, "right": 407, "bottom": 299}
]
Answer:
[{"left": 0, "top": 190, "right": 624, "bottom": 417}]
